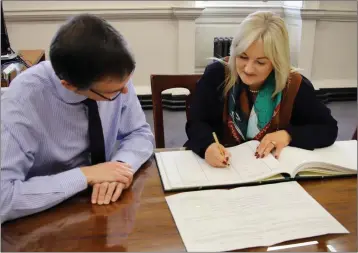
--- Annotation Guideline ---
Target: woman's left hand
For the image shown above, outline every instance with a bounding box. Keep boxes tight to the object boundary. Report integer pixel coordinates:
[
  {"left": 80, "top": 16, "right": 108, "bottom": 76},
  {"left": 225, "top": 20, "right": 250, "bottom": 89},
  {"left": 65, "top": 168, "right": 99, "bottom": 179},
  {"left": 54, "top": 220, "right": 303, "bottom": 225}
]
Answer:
[{"left": 256, "top": 130, "right": 292, "bottom": 159}]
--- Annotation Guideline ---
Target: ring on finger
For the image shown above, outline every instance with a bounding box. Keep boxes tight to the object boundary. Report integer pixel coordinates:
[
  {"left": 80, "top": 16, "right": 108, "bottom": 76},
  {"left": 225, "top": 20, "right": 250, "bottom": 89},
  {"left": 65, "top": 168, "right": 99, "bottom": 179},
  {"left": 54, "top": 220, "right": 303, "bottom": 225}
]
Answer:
[
  {"left": 263, "top": 144, "right": 274, "bottom": 156},
  {"left": 270, "top": 140, "right": 277, "bottom": 147}
]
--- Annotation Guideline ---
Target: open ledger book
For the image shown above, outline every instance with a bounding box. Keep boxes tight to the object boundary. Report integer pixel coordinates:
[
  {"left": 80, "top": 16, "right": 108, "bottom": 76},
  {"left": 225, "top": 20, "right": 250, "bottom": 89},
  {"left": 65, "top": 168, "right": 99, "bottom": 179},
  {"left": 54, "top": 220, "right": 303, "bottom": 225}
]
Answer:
[{"left": 155, "top": 140, "right": 357, "bottom": 191}]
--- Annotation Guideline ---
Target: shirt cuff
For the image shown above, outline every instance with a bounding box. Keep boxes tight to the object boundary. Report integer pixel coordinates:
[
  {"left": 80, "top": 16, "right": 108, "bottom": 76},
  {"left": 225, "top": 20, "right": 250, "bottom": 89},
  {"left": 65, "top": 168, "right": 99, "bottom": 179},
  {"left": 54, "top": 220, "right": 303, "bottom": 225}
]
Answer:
[
  {"left": 58, "top": 168, "right": 88, "bottom": 197},
  {"left": 111, "top": 151, "right": 144, "bottom": 173}
]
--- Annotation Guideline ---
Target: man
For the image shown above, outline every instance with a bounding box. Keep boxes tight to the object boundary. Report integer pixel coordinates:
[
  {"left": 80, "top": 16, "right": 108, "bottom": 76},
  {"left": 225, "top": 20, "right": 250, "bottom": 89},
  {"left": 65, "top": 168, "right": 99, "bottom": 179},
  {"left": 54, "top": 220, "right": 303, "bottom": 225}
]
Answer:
[{"left": 1, "top": 14, "right": 154, "bottom": 223}]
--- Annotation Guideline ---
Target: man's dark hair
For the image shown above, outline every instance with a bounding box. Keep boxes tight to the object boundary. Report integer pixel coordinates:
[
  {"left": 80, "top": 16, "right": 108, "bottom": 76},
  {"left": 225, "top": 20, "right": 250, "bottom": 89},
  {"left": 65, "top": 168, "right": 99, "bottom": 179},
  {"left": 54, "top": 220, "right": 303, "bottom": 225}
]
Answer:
[{"left": 50, "top": 14, "right": 135, "bottom": 90}]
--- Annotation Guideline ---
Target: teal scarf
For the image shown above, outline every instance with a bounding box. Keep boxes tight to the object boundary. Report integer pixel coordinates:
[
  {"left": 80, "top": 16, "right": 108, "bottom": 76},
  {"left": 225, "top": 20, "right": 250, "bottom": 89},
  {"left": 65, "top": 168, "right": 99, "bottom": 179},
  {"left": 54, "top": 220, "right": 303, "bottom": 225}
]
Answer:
[{"left": 227, "top": 71, "right": 282, "bottom": 142}]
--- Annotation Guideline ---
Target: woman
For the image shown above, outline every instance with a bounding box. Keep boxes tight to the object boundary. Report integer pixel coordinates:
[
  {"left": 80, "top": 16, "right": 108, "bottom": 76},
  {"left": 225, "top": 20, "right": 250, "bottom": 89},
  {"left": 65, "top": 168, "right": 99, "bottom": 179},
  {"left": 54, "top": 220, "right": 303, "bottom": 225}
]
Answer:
[{"left": 185, "top": 11, "right": 338, "bottom": 168}]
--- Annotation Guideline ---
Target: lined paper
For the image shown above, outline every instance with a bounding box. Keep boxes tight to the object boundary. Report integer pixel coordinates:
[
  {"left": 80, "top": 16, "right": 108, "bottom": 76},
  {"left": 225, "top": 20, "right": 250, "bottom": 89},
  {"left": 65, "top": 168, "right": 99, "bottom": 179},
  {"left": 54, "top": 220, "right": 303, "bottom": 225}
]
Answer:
[
  {"left": 165, "top": 181, "right": 349, "bottom": 252},
  {"left": 155, "top": 140, "right": 283, "bottom": 190}
]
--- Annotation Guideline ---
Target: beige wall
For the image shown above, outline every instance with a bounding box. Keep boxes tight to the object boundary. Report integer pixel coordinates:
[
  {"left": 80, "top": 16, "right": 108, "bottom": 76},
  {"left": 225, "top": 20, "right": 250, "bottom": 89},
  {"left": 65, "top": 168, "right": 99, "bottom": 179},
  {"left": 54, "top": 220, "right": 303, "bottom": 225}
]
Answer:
[
  {"left": 195, "top": 6, "right": 283, "bottom": 71},
  {"left": 3, "top": 1, "right": 357, "bottom": 94},
  {"left": 319, "top": 1, "right": 356, "bottom": 10},
  {"left": 312, "top": 21, "right": 357, "bottom": 82},
  {"left": 195, "top": 1, "right": 357, "bottom": 89},
  {"left": 3, "top": 1, "right": 195, "bottom": 10},
  {"left": 3, "top": 1, "right": 201, "bottom": 94},
  {"left": 6, "top": 20, "right": 182, "bottom": 94}
]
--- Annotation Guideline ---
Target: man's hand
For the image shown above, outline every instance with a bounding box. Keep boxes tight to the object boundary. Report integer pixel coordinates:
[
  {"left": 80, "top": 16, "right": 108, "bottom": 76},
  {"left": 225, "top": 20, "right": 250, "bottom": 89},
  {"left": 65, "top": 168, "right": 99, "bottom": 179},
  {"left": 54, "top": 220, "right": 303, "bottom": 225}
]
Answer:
[
  {"left": 91, "top": 182, "right": 126, "bottom": 205},
  {"left": 80, "top": 161, "right": 133, "bottom": 187},
  {"left": 86, "top": 162, "right": 133, "bottom": 205}
]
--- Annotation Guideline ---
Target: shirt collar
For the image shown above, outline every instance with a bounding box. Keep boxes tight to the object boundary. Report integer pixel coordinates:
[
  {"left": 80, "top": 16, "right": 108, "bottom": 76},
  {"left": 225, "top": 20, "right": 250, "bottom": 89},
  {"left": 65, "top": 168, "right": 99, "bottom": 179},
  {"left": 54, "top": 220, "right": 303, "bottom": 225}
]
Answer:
[{"left": 46, "top": 61, "right": 88, "bottom": 104}]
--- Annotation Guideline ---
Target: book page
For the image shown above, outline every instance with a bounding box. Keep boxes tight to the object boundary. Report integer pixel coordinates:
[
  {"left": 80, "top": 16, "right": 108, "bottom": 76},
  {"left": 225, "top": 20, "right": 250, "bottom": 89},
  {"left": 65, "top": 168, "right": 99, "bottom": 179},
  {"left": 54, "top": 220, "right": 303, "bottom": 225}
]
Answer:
[
  {"left": 155, "top": 151, "right": 243, "bottom": 190},
  {"left": 155, "top": 140, "right": 285, "bottom": 190},
  {"left": 308, "top": 140, "right": 357, "bottom": 170},
  {"left": 227, "top": 140, "right": 283, "bottom": 180},
  {"left": 165, "top": 181, "right": 348, "bottom": 252},
  {"left": 278, "top": 140, "right": 357, "bottom": 176}
]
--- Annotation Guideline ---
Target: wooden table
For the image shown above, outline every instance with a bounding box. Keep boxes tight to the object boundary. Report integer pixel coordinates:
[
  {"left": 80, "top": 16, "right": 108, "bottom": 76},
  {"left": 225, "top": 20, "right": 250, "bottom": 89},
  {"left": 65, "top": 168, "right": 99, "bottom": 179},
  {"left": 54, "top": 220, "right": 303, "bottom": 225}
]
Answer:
[{"left": 1, "top": 158, "right": 357, "bottom": 252}]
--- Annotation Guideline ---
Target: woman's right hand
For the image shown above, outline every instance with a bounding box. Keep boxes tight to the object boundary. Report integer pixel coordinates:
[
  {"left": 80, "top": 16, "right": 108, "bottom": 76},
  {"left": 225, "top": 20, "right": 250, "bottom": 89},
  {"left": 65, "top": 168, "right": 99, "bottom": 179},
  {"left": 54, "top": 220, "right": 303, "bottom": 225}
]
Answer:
[{"left": 204, "top": 143, "right": 231, "bottom": 168}]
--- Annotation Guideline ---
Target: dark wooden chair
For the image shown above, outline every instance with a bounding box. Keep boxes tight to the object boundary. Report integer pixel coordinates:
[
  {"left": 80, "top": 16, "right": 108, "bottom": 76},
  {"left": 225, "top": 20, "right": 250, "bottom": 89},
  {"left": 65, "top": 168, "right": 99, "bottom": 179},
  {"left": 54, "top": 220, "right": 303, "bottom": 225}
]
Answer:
[
  {"left": 352, "top": 128, "right": 357, "bottom": 140},
  {"left": 150, "top": 74, "right": 202, "bottom": 148}
]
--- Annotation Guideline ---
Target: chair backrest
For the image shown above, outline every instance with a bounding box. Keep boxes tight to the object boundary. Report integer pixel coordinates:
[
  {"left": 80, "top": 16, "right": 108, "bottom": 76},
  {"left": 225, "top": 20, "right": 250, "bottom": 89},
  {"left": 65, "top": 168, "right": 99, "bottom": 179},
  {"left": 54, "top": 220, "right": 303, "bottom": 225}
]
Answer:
[
  {"left": 150, "top": 74, "right": 202, "bottom": 148},
  {"left": 352, "top": 128, "right": 357, "bottom": 140}
]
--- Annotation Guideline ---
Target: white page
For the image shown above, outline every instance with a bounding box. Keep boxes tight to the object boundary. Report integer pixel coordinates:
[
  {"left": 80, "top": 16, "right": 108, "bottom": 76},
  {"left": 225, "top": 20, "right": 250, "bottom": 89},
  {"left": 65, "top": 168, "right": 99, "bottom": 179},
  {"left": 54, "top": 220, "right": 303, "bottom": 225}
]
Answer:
[
  {"left": 278, "top": 140, "right": 357, "bottom": 176},
  {"left": 155, "top": 152, "right": 184, "bottom": 190},
  {"left": 156, "top": 151, "right": 243, "bottom": 190},
  {"left": 196, "top": 158, "right": 243, "bottom": 185},
  {"left": 166, "top": 181, "right": 348, "bottom": 252},
  {"left": 310, "top": 140, "right": 357, "bottom": 170},
  {"left": 156, "top": 141, "right": 285, "bottom": 190},
  {"left": 227, "top": 141, "right": 282, "bottom": 181}
]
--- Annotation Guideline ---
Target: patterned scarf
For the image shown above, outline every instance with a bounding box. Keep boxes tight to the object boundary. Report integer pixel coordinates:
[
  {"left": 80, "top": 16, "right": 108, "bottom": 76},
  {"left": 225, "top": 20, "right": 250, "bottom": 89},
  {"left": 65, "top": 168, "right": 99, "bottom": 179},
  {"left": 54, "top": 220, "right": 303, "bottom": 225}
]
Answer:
[{"left": 226, "top": 71, "right": 282, "bottom": 144}]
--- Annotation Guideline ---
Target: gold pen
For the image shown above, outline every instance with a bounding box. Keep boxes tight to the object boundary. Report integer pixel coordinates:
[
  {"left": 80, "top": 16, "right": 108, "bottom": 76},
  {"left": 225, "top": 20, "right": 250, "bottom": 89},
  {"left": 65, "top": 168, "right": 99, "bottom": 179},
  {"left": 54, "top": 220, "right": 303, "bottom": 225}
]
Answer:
[{"left": 212, "top": 132, "right": 230, "bottom": 166}]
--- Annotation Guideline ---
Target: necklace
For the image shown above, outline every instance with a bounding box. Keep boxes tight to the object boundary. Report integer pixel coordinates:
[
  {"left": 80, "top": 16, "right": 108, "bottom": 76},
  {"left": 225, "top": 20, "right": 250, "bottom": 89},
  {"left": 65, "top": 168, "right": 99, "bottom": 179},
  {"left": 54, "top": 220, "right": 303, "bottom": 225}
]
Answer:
[{"left": 248, "top": 88, "right": 259, "bottom": 93}]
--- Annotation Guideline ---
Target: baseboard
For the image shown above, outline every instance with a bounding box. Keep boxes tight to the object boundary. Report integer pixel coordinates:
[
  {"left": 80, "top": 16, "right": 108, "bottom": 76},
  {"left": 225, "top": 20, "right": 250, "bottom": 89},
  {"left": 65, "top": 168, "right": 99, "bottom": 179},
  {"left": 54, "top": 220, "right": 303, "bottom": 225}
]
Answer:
[
  {"left": 138, "top": 94, "right": 189, "bottom": 110},
  {"left": 138, "top": 87, "right": 357, "bottom": 110},
  {"left": 315, "top": 87, "right": 357, "bottom": 104}
]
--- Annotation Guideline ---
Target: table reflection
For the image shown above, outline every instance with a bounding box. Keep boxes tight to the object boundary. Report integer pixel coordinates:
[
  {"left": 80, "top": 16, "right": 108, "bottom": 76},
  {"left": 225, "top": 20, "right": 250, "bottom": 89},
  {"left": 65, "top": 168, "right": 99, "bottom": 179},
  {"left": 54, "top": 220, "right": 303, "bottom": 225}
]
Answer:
[{"left": 1, "top": 160, "right": 152, "bottom": 252}]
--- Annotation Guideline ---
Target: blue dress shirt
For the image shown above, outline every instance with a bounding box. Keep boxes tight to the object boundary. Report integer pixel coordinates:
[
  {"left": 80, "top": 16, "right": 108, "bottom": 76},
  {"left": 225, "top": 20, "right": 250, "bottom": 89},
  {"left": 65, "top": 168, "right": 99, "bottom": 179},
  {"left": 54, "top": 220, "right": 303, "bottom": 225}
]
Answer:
[{"left": 1, "top": 61, "right": 154, "bottom": 223}]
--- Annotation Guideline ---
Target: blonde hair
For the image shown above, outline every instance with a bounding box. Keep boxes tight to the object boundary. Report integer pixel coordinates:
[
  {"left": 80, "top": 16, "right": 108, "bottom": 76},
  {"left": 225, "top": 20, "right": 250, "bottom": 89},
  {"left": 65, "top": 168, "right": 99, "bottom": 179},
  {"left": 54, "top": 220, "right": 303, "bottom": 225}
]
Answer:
[{"left": 216, "top": 11, "right": 299, "bottom": 96}]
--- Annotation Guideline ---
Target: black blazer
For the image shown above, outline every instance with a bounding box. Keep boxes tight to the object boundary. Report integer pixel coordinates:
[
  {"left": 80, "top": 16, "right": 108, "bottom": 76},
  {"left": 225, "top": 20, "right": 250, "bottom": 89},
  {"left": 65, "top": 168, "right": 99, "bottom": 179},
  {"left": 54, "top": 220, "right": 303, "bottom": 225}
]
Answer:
[{"left": 185, "top": 61, "right": 338, "bottom": 158}]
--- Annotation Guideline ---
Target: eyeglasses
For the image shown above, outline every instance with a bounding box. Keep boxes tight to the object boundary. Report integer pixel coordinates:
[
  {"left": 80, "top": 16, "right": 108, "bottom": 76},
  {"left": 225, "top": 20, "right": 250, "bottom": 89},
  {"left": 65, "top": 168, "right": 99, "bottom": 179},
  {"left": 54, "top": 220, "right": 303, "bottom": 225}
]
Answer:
[{"left": 89, "top": 88, "right": 123, "bottom": 101}]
